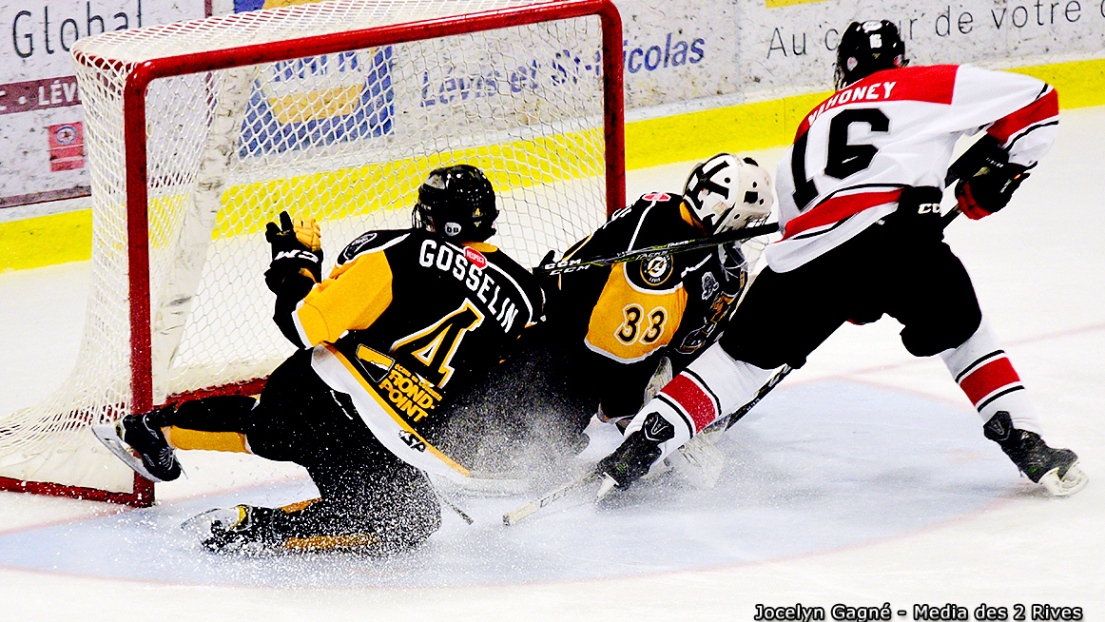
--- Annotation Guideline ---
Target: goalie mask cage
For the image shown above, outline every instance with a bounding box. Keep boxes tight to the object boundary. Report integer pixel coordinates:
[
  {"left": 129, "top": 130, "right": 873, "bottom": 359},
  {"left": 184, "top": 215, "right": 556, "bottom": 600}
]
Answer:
[{"left": 0, "top": 0, "right": 624, "bottom": 506}]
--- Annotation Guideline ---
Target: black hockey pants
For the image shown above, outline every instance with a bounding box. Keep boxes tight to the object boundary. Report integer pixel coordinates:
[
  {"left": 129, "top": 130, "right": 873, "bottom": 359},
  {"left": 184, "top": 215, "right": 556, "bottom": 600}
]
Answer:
[
  {"left": 718, "top": 213, "right": 983, "bottom": 369},
  {"left": 169, "top": 349, "right": 441, "bottom": 553}
]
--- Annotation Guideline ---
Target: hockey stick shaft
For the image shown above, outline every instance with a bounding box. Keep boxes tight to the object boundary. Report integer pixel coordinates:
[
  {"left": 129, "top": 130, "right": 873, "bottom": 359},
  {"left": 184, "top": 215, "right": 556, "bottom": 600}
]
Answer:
[
  {"left": 722, "top": 364, "right": 794, "bottom": 430},
  {"left": 719, "top": 202, "right": 962, "bottom": 431},
  {"left": 502, "top": 472, "right": 599, "bottom": 526},
  {"left": 430, "top": 483, "right": 475, "bottom": 525},
  {"left": 535, "top": 222, "right": 780, "bottom": 276},
  {"left": 541, "top": 134, "right": 978, "bottom": 279}
]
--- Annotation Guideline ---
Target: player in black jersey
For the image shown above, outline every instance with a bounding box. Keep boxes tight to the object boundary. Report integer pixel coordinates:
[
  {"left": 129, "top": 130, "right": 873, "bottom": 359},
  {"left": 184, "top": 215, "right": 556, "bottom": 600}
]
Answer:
[
  {"left": 545, "top": 153, "right": 775, "bottom": 434},
  {"left": 594, "top": 21, "right": 1086, "bottom": 498},
  {"left": 95, "top": 165, "right": 544, "bottom": 554}
]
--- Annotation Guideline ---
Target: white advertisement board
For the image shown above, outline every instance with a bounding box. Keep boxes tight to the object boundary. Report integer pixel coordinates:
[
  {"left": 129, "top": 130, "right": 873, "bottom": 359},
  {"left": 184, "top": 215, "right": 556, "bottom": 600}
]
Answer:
[
  {"left": 614, "top": 0, "right": 739, "bottom": 110},
  {"left": 740, "top": 0, "right": 1105, "bottom": 99},
  {"left": 0, "top": 1, "right": 208, "bottom": 208},
  {"left": 3, "top": 0, "right": 1103, "bottom": 212}
]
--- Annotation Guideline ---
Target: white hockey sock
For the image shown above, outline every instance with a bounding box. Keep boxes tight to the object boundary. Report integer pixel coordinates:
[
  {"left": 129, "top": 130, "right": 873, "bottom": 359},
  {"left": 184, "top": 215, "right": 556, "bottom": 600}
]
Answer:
[
  {"left": 622, "top": 343, "right": 777, "bottom": 464},
  {"left": 941, "top": 320, "right": 1042, "bottom": 434}
]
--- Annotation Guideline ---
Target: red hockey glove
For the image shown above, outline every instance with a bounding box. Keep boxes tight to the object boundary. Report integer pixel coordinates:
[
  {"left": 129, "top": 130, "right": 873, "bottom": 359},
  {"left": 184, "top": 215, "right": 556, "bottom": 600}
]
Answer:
[{"left": 954, "top": 162, "right": 1029, "bottom": 220}]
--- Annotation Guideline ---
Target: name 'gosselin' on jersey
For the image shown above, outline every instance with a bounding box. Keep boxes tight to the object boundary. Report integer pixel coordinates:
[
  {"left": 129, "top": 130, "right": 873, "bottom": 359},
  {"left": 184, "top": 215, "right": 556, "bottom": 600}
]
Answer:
[
  {"left": 416, "top": 238, "right": 522, "bottom": 332},
  {"left": 806, "top": 81, "right": 898, "bottom": 126}
]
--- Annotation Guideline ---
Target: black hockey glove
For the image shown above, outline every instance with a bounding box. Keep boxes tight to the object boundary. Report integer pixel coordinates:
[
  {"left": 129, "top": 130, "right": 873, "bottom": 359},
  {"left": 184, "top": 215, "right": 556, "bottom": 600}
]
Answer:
[
  {"left": 594, "top": 411, "right": 675, "bottom": 490},
  {"left": 264, "top": 211, "right": 323, "bottom": 297},
  {"left": 951, "top": 138, "right": 1030, "bottom": 220},
  {"left": 199, "top": 504, "right": 279, "bottom": 553},
  {"left": 204, "top": 505, "right": 280, "bottom": 554},
  {"left": 532, "top": 249, "right": 562, "bottom": 310}
]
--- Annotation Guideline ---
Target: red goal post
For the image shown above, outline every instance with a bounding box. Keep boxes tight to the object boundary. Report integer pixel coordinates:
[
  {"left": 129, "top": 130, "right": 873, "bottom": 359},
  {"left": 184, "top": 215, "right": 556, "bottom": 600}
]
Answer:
[{"left": 0, "top": 0, "right": 625, "bottom": 507}]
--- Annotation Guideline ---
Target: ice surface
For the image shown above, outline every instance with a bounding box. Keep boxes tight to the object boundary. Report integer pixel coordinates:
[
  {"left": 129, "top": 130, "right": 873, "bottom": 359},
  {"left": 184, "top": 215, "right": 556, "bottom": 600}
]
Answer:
[{"left": 0, "top": 108, "right": 1102, "bottom": 620}]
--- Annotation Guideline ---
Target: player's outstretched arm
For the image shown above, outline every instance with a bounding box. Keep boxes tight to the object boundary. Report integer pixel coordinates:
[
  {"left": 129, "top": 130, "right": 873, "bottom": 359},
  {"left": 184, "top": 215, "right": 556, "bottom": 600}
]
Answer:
[{"left": 264, "top": 211, "right": 323, "bottom": 347}]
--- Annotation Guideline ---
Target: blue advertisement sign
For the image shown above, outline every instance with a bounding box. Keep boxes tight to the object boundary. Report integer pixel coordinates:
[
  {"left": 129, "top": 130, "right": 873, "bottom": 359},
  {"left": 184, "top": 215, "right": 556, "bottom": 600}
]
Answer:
[{"left": 237, "top": 47, "right": 394, "bottom": 158}]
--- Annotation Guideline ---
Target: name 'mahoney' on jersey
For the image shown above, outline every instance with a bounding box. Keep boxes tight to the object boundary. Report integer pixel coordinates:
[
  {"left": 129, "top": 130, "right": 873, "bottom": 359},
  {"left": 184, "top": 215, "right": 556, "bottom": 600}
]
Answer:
[
  {"left": 555, "top": 192, "right": 748, "bottom": 368},
  {"left": 771, "top": 64, "right": 1059, "bottom": 272},
  {"left": 280, "top": 228, "right": 542, "bottom": 478}
]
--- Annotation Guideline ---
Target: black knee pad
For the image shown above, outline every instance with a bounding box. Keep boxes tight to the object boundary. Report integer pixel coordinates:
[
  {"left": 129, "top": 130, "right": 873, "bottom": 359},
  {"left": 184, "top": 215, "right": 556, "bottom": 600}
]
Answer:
[
  {"left": 900, "top": 305, "right": 982, "bottom": 357},
  {"left": 720, "top": 332, "right": 809, "bottom": 370}
]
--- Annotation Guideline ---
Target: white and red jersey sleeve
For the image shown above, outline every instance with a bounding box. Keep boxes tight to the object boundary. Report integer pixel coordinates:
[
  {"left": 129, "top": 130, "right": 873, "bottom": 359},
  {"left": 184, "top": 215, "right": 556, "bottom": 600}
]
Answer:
[{"left": 768, "top": 64, "right": 1058, "bottom": 272}]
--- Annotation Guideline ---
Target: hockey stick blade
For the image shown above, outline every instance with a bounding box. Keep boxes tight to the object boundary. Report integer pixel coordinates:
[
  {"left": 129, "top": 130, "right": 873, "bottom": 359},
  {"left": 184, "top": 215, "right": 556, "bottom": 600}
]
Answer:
[
  {"left": 502, "top": 472, "right": 599, "bottom": 526},
  {"left": 536, "top": 222, "right": 780, "bottom": 276}
]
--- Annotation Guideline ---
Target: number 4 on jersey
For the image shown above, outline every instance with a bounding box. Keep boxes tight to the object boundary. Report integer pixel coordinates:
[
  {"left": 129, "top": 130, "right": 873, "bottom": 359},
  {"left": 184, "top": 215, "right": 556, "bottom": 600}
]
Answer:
[{"left": 390, "top": 300, "right": 484, "bottom": 388}]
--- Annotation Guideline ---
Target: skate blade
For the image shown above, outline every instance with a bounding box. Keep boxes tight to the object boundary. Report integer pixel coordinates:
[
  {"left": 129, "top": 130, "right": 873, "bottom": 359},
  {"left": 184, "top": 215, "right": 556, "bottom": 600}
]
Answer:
[
  {"left": 90, "top": 423, "right": 171, "bottom": 483},
  {"left": 180, "top": 507, "right": 240, "bottom": 535},
  {"left": 1039, "top": 462, "right": 1088, "bottom": 497}
]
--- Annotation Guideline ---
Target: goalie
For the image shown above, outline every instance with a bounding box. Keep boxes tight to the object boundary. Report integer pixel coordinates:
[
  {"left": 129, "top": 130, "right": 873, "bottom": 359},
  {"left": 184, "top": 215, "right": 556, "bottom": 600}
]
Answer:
[
  {"left": 544, "top": 153, "right": 775, "bottom": 437},
  {"left": 96, "top": 165, "right": 544, "bottom": 554}
]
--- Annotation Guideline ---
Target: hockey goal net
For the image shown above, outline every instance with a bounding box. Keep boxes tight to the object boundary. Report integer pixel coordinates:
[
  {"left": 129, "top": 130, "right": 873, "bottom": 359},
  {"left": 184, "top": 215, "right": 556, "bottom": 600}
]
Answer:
[{"left": 0, "top": 0, "right": 624, "bottom": 506}]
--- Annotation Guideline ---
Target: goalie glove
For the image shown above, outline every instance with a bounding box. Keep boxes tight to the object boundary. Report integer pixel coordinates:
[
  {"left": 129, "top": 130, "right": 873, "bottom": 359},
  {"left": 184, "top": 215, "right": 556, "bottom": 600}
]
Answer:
[
  {"left": 264, "top": 211, "right": 323, "bottom": 297},
  {"left": 952, "top": 139, "right": 1030, "bottom": 220}
]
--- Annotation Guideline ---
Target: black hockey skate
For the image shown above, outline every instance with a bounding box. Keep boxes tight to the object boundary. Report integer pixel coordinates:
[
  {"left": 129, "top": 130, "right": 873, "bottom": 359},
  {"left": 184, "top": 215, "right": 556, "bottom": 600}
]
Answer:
[
  {"left": 595, "top": 411, "right": 675, "bottom": 494},
  {"left": 182, "top": 505, "right": 277, "bottom": 553},
  {"left": 91, "top": 408, "right": 181, "bottom": 482},
  {"left": 983, "top": 411, "right": 1087, "bottom": 497}
]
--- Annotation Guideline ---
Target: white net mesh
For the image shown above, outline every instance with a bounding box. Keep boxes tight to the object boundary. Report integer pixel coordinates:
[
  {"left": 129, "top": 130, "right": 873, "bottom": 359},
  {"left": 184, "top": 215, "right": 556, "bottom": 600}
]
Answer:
[{"left": 0, "top": 0, "right": 616, "bottom": 497}]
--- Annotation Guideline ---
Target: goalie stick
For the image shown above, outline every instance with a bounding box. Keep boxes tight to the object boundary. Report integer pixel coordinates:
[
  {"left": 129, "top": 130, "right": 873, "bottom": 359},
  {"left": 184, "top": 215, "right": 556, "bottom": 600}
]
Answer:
[{"left": 534, "top": 221, "right": 780, "bottom": 276}]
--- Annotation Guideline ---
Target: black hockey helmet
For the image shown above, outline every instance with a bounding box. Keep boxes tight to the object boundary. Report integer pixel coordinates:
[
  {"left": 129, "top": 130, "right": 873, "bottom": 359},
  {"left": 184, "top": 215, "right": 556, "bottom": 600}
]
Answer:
[
  {"left": 414, "top": 164, "right": 498, "bottom": 242},
  {"left": 835, "top": 20, "right": 908, "bottom": 90}
]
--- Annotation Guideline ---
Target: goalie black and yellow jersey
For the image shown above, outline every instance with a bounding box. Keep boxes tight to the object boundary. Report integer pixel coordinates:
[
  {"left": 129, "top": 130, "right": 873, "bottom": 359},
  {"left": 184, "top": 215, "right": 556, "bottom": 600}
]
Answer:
[
  {"left": 282, "top": 228, "right": 543, "bottom": 477},
  {"left": 550, "top": 192, "right": 750, "bottom": 419}
]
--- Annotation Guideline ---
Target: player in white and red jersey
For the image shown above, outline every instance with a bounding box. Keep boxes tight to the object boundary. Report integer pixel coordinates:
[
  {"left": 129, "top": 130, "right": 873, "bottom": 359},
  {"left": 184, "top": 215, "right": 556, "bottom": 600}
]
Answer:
[{"left": 595, "top": 20, "right": 1086, "bottom": 497}]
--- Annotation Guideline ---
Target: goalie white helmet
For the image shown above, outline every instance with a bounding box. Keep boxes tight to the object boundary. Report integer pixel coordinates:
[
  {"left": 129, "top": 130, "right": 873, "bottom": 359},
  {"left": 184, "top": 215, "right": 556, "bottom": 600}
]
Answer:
[{"left": 683, "top": 154, "right": 774, "bottom": 235}]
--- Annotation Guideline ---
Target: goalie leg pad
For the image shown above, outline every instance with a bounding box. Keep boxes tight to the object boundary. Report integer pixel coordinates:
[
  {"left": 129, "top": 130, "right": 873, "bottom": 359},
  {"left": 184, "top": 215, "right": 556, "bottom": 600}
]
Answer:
[{"left": 668, "top": 426, "right": 726, "bottom": 489}]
